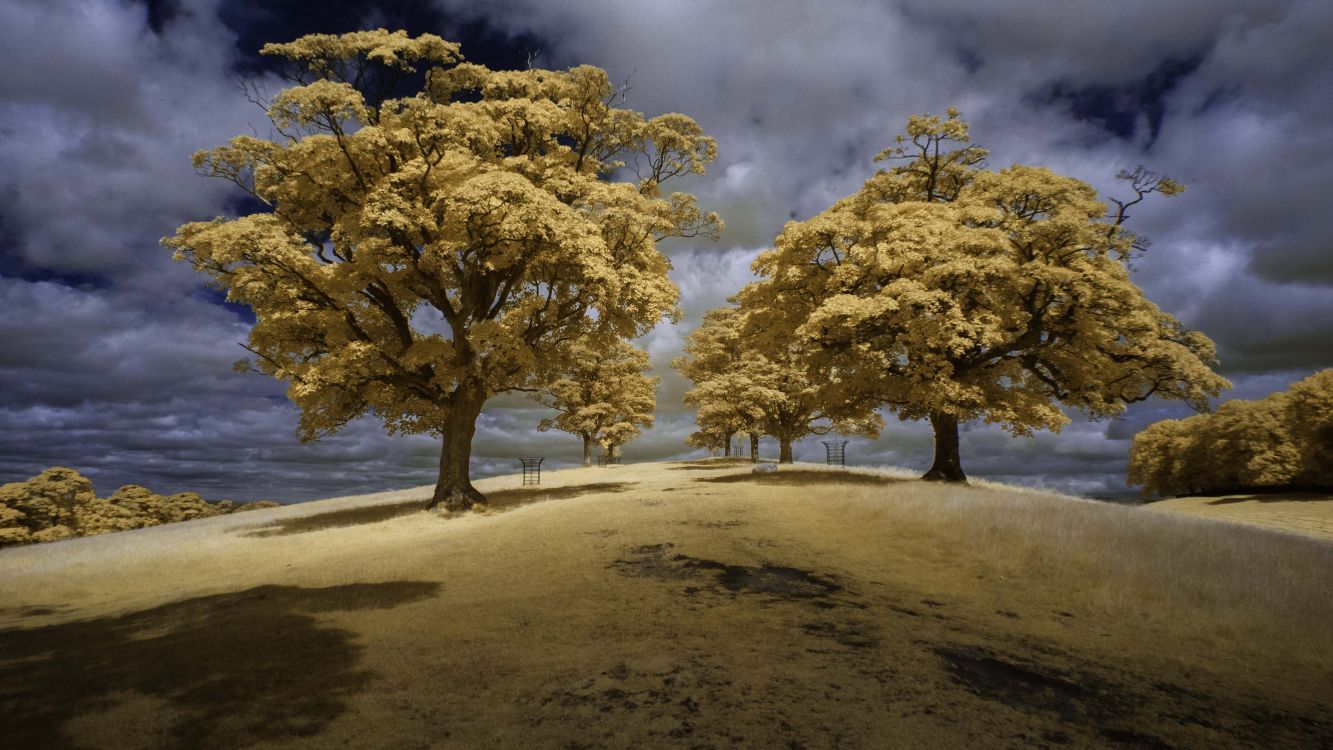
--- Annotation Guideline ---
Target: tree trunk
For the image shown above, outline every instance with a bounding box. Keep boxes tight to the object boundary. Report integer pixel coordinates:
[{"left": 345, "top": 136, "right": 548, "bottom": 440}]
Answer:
[
  {"left": 922, "top": 411, "right": 967, "bottom": 483},
  {"left": 724, "top": 432, "right": 734, "bottom": 457},
  {"left": 779, "top": 436, "right": 794, "bottom": 464},
  {"left": 749, "top": 432, "right": 760, "bottom": 463},
  {"left": 427, "top": 383, "right": 487, "bottom": 511},
  {"left": 582, "top": 434, "right": 594, "bottom": 467}
]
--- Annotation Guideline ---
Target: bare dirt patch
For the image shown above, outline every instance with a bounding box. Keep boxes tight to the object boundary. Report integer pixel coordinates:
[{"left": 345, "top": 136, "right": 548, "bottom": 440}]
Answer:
[{"left": 608, "top": 542, "right": 850, "bottom": 607}]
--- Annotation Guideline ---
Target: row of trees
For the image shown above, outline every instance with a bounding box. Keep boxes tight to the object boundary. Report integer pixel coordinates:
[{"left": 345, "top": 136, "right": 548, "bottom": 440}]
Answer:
[
  {"left": 677, "top": 110, "right": 1228, "bottom": 481},
  {"left": 173, "top": 30, "right": 1230, "bottom": 508},
  {"left": 1129, "top": 369, "right": 1333, "bottom": 496}
]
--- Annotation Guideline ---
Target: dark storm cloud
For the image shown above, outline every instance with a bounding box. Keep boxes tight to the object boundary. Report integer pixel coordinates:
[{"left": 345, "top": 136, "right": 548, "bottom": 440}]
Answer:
[{"left": 1, "top": 0, "right": 1330, "bottom": 501}]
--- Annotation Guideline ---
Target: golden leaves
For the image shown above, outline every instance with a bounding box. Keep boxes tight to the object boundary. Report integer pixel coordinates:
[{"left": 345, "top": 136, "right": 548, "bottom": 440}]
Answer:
[
  {"left": 749, "top": 110, "right": 1228, "bottom": 438},
  {"left": 167, "top": 31, "right": 716, "bottom": 445}
]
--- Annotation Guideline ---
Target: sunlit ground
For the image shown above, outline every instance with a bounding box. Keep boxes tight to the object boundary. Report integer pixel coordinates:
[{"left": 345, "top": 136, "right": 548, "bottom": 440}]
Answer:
[{"left": 2, "top": 460, "right": 1329, "bottom": 748}]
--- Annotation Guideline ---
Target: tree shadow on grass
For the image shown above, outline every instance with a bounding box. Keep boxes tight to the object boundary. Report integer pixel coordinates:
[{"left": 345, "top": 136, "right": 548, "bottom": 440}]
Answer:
[
  {"left": 670, "top": 458, "right": 755, "bottom": 470},
  {"left": 244, "top": 482, "right": 637, "bottom": 537},
  {"left": 0, "top": 581, "right": 440, "bottom": 749},
  {"left": 696, "top": 470, "right": 906, "bottom": 487},
  {"left": 1205, "top": 491, "right": 1332, "bottom": 506}
]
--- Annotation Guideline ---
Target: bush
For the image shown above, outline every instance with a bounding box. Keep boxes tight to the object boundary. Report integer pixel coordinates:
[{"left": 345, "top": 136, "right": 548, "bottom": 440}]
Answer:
[{"left": 0, "top": 468, "right": 277, "bottom": 547}]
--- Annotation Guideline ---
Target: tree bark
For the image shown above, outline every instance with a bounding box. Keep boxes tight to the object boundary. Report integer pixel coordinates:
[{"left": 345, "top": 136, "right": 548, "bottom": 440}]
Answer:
[
  {"left": 582, "top": 434, "right": 594, "bottom": 467},
  {"left": 779, "top": 436, "right": 794, "bottom": 464},
  {"left": 749, "top": 432, "right": 760, "bottom": 463},
  {"left": 427, "top": 382, "right": 487, "bottom": 511},
  {"left": 922, "top": 411, "right": 967, "bottom": 483},
  {"left": 724, "top": 431, "right": 734, "bottom": 457}
]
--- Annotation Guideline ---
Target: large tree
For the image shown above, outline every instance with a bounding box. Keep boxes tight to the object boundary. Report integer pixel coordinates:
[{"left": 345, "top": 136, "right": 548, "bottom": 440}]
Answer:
[
  {"left": 167, "top": 31, "right": 718, "bottom": 510},
  {"left": 535, "top": 337, "right": 657, "bottom": 466},
  {"left": 750, "top": 109, "right": 1228, "bottom": 482}
]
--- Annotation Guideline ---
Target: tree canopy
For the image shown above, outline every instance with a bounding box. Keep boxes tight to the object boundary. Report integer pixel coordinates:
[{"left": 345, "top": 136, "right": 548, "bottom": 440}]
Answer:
[
  {"left": 167, "top": 30, "right": 718, "bottom": 510},
  {"left": 746, "top": 109, "right": 1229, "bottom": 481},
  {"left": 1130, "top": 368, "right": 1333, "bottom": 496},
  {"left": 535, "top": 337, "right": 657, "bottom": 466}
]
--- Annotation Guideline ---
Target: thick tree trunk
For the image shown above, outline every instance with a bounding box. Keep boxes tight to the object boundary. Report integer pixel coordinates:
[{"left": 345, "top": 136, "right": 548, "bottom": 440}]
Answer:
[
  {"left": 749, "top": 432, "right": 760, "bottom": 463},
  {"left": 724, "top": 431, "right": 734, "bottom": 457},
  {"left": 922, "top": 411, "right": 967, "bottom": 483},
  {"left": 582, "top": 434, "right": 594, "bottom": 467},
  {"left": 427, "top": 383, "right": 487, "bottom": 511},
  {"left": 779, "top": 436, "right": 794, "bottom": 464}
]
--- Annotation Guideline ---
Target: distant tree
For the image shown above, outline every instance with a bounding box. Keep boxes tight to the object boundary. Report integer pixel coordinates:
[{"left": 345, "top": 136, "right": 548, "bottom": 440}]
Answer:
[
  {"left": 1285, "top": 369, "right": 1333, "bottom": 489},
  {"left": 751, "top": 109, "right": 1228, "bottom": 482},
  {"left": 685, "top": 426, "right": 731, "bottom": 456},
  {"left": 1127, "top": 417, "right": 1198, "bottom": 496},
  {"left": 737, "top": 288, "right": 883, "bottom": 463},
  {"left": 673, "top": 307, "right": 776, "bottom": 461},
  {"left": 1131, "top": 368, "right": 1333, "bottom": 495},
  {"left": 167, "top": 30, "right": 718, "bottom": 510},
  {"left": 536, "top": 338, "right": 657, "bottom": 466},
  {"left": 1207, "top": 397, "right": 1301, "bottom": 491}
]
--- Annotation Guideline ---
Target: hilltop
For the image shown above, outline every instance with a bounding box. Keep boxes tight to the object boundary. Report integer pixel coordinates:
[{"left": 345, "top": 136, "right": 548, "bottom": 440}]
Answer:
[{"left": 1, "top": 459, "right": 1330, "bottom": 748}]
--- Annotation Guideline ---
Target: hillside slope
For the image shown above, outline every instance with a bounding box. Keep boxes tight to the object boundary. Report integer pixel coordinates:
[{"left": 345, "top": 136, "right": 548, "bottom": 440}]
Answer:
[
  {"left": 2, "top": 460, "right": 1330, "bottom": 748},
  {"left": 1148, "top": 491, "right": 1333, "bottom": 540}
]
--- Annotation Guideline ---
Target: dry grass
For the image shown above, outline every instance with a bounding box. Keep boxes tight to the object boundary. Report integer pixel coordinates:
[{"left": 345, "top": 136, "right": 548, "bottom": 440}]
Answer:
[
  {"left": 1, "top": 460, "right": 1329, "bottom": 748},
  {"left": 1148, "top": 491, "right": 1333, "bottom": 540}
]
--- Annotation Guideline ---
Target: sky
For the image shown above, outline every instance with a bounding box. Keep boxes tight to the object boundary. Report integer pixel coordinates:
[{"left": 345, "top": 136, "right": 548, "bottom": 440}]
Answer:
[{"left": 2, "top": 0, "right": 1331, "bottom": 502}]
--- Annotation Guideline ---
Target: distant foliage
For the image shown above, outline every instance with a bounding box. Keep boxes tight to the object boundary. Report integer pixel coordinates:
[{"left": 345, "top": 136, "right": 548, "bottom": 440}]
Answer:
[
  {"left": 1129, "top": 369, "right": 1333, "bottom": 495},
  {"left": 0, "top": 468, "right": 277, "bottom": 547},
  {"left": 674, "top": 304, "right": 881, "bottom": 463},
  {"left": 534, "top": 337, "right": 657, "bottom": 466}
]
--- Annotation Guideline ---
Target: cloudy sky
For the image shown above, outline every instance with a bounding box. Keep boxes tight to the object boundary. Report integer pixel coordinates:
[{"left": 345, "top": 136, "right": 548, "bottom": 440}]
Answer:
[{"left": 2, "top": 0, "right": 1331, "bottom": 502}]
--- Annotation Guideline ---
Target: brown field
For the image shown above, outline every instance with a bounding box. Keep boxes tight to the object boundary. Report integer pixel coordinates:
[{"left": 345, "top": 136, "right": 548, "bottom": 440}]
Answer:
[{"left": 1, "top": 460, "right": 1330, "bottom": 748}]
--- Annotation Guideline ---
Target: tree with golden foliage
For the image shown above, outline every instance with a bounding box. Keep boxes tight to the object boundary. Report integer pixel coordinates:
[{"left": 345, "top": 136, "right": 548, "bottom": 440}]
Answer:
[
  {"left": 535, "top": 337, "right": 657, "bottom": 466},
  {"left": 1284, "top": 369, "right": 1333, "bottom": 489},
  {"left": 750, "top": 109, "right": 1228, "bottom": 482},
  {"left": 735, "top": 290, "right": 883, "bottom": 464},
  {"left": 675, "top": 304, "right": 881, "bottom": 463},
  {"left": 1129, "top": 368, "right": 1333, "bottom": 495},
  {"left": 673, "top": 307, "right": 776, "bottom": 460},
  {"left": 167, "top": 30, "right": 718, "bottom": 510}
]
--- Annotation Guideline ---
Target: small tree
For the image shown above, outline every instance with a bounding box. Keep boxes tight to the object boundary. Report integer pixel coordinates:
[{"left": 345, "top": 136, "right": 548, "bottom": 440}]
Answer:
[
  {"left": 674, "top": 307, "right": 777, "bottom": 461},
  {"left": 751, "top": 109, "right": 1228, "bottom": 482},
  {"left": 685, "top": 426, "right": 731, "bottom": 456},
  {"left": 536, "top": 338, "right": 657, "bottom": 466},
  {"left": 736, "top": 289, "right": 883, "bottom": 463},
  {"left": 167, "top": 31, "right": 718, "bottom": 510}
]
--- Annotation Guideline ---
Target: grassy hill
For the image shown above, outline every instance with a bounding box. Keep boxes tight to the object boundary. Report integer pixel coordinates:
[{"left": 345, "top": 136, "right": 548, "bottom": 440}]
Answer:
[
  {"left": 2, "top": 459, "right": 1330, "bottom": 748},
  {"left": 1148, "top": 491, "right": 1333, "bottom": 540}
]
